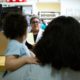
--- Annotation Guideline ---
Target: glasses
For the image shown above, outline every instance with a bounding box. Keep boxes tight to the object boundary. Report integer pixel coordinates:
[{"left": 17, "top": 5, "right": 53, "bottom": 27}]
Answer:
[{"left": 31, "top": 21, "right": 40, "bottom": 24}]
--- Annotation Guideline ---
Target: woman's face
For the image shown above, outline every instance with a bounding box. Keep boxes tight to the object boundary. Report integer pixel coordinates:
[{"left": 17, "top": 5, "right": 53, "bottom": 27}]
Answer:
[{"left": 31, "top": 18, "right": 40, "bottom": 32}]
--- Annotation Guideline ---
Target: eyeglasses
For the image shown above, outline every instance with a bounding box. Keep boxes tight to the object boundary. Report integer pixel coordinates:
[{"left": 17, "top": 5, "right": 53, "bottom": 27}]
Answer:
[{"left": 31, "top": 21, "right": 40, "bottom": 24}]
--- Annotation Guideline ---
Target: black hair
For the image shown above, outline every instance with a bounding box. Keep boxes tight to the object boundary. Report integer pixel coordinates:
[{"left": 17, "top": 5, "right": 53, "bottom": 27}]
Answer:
[
  {"left": 3, "top": 12, "right": 28, "bottom": 39},
  {"left": 33, "top": 16, "right": 80, "bottom": 71}
]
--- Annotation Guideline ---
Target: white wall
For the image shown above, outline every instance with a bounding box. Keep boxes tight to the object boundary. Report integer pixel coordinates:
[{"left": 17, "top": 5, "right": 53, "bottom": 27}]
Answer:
[
  {"left": 61, "top": 0, "right": 80, "bottom": 20},
  {"left": 0, "top": 0, "right": 60, "bottom": 15},
  {"left": 0, "top": 0, "right": 6, "bottom": 2},
  {"left": 38, "top": 0, "right": 60, "bottom": 2}
]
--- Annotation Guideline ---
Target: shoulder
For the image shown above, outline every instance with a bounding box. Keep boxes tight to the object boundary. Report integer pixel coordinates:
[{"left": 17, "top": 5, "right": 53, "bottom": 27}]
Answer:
[
  {"left": 5, "top": 40, "right": 22, "bottom": 56},
  {"left": 8, "top": 40, "right": 21, "bottom": 46}
]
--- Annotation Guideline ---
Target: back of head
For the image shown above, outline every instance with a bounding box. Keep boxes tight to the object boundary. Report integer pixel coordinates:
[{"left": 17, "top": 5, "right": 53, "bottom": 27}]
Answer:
[
  {"left": 3, "top": 12, "right": 28, "bottom": 39},
  {"left": 33, "top": 16, "right": 80, "bottom": 71}
]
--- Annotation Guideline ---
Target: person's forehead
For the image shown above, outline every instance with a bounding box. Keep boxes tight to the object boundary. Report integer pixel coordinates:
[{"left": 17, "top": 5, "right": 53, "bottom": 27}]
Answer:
[{"left": 32, "top": 18, "right": 39, "bottom": 21}]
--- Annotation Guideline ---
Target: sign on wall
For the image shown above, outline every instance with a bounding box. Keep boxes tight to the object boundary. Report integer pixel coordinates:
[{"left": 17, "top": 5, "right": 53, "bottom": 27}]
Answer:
[{"left": 6, "top": 0, "right": 26, "bottom": 2}]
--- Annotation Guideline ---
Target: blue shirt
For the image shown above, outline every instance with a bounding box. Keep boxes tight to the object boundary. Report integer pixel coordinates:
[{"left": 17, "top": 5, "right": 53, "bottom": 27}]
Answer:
[
  {"left": 4, "top": 40, "right": 54, "bottom": 80},
  {"left": 5, "top": 40, "right": 31, "bottom": 57}
]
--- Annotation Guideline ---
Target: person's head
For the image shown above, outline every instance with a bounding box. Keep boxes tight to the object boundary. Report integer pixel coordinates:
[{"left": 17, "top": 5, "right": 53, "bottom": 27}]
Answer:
[
  {"left": 3, "top": 12, "right": 28, "bottom": 42},
  {"left": 41, "top": 19, "right": 45, "bottom": 24},
  {"left": 33, "top": 16, "right": 80, "bottom": 71},
  {"left": 30, "top": 16, "right": 40, "bottom": 33}
]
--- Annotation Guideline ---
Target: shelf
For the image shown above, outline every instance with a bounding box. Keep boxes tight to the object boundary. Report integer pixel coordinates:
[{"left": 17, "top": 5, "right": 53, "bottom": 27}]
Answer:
[{"left": 38, "top": 11, "right": 60, "bottom": 23}]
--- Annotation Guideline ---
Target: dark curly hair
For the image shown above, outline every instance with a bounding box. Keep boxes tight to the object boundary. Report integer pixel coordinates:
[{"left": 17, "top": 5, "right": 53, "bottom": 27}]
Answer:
[
  {"left": 33, "top": 16, "right": 80, "bottom": 71},
  {"left": 3, "top": 12, "right": 28, "bottom": 39}
]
